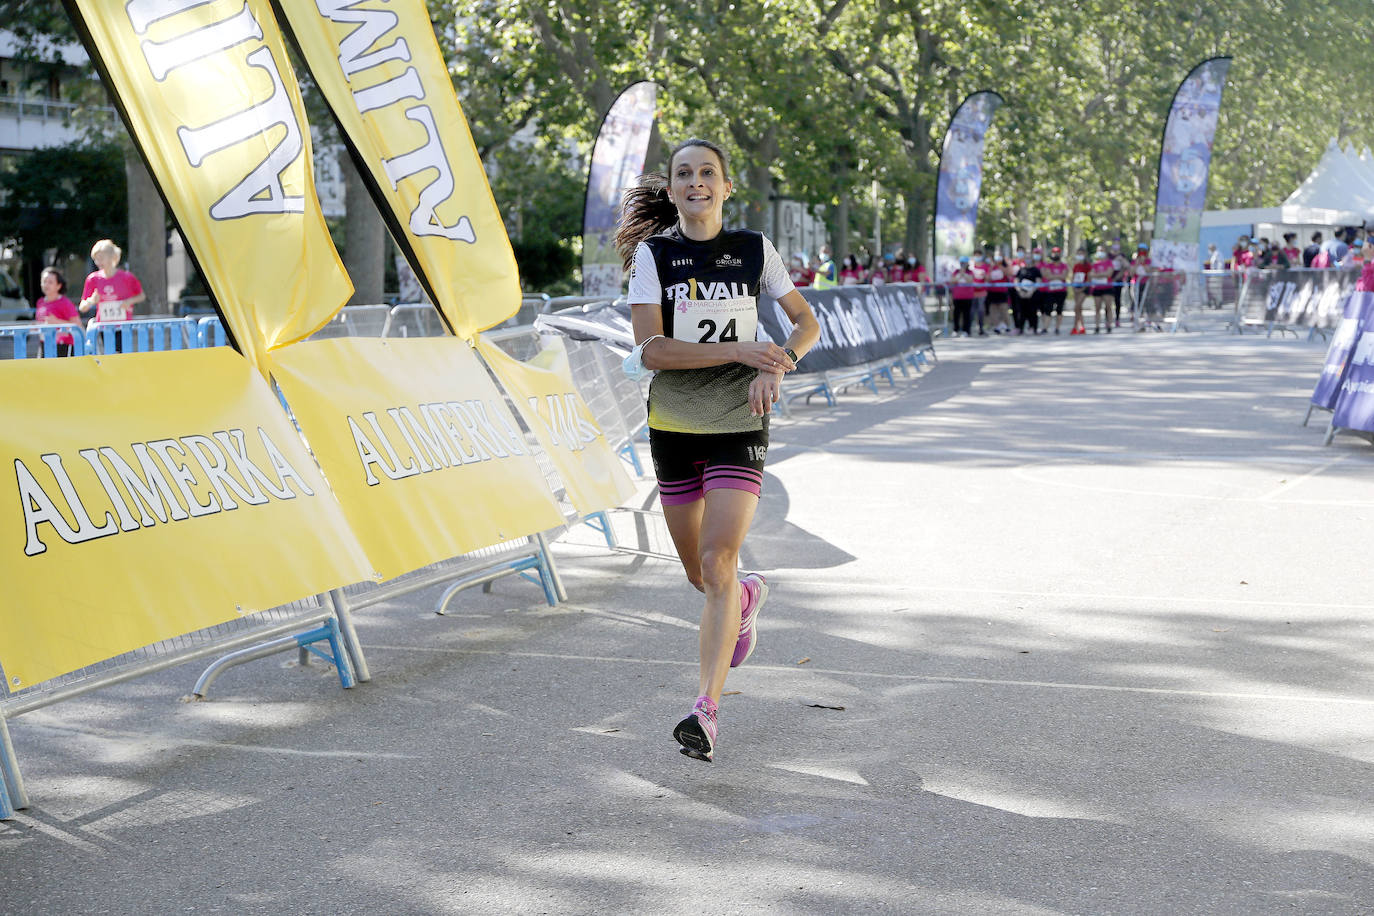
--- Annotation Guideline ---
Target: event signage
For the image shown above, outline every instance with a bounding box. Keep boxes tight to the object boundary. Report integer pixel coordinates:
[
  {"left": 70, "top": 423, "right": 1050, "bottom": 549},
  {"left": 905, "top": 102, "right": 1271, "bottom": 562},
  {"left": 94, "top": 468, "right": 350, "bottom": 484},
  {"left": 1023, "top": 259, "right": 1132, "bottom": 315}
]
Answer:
[
  {"left": 758, "top": 284, "right": 933, "bottom": 373},
  {"left": 1149, "top": 57, "right": 1232, "bottom": 271},
  {"left": 268, "top": 338, "right": 565, "bottom": 581},
  {"left": 0, "top": 350, "right": 371, "bottom": 688},
  {"left": 933, "top": 91, "right": 1003, "bottom": 283},
  {"left": 1330, "top": 304, "right": 1374, "bottom": 434},
  {"left": 1258, "top": 268, "right": 1356, "bottom": 329},
  {"left": 477, "top": 339, "right": 635, "bottom": 516},
  {"left": 1311, "top": 291, "right": 1371, "bottom": 411},
  {"left": 582, "top": 81, "right": 658, "bottom": 297},
  {"left": 536, "top": 284, "right": 934, "bottom": 376},
  {"left": 63, "top": 0, "right": 353, "bottom": 372},
  {"left": 274, "top": 0, "right": 521, "bottom": 337}
]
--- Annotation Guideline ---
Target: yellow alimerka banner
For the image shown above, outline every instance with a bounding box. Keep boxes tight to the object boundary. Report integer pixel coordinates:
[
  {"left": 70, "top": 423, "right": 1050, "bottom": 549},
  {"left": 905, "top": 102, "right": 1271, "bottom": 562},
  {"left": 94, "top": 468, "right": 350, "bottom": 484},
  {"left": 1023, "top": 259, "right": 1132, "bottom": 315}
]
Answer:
[
  {"left": 68, "top": 0, "right": 352, "bottom": 372},
  {"left": 268, "top": 337, "right": 565, "bottom": 580},
  {"left": 275, "top": 0, "right": 521, "bottom": 337},
  {"left": 477, "top": 338, "right": 634, "bottom": 516},
  {"left": 0, "top": 351, "right": 371, "bottom": 689}
]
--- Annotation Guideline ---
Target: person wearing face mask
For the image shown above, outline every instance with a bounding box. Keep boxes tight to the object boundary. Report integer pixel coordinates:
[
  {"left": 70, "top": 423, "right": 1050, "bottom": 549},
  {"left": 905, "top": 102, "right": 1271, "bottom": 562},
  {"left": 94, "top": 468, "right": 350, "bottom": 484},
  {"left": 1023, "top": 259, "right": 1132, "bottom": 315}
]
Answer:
[
  {"left": 1039, "top": 246, "right": 1070, "bottom": 334},
  {"left": 1069, "top": 247, "right": 1091, "bottom": 334},
  {"left": 1088, "top": 247, "right": 1116, "bottom": 333},
  {"left": 984, "top": 249, "right": 1011, "bottom": 334},
  {"left": 907, "top": 256, "right": 929, "bottom": 284},
  {"left": 618, "top": 138, "right": 820, "bottom": 762},
  {"left": 1012, "top": 249, "right": 1041, "bottom": 335}
]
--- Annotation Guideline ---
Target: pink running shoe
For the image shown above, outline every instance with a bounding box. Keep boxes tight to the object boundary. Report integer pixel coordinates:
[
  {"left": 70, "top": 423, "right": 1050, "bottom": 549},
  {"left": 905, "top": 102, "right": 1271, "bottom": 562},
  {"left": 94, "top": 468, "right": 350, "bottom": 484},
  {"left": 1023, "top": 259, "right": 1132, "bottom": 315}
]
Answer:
[
  {"left": 673, "top": 695, "right": 717, "bottom": 761},
  {"left": 731, "top": 573, "right": 770, "bottom": 667}
]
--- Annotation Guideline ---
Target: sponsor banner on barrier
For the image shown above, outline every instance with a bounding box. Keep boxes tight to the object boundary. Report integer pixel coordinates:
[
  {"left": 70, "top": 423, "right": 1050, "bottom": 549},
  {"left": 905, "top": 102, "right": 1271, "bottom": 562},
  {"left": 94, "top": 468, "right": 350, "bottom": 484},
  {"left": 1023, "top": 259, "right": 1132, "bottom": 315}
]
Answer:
[
  {"left": 933, "top": 91, "right": 1002, "bottom": 283},
  {"left": 534, "top": 285, "right": 934, "bottom": 376},
  {"left": 1330, "top": 293, "right": 1374, "bottom": 433},
  {"left": 476, "top": 338, "right": 635, "bottom": 515},
  {"left": 0, "top": 350, "right": 371, "bottom": 688},
  {"left": 275, "top": 0, "right": 520, "bottom": 337},
  {"left": 759, "top": 284, "right": 933, "bottom": 374},
  {"left": 1252, "top": 269, "right": 1358, "bottom": 329},
  {"left": 268, "top": 338, "right": 565, "bottom": 580},
  {"left": 1311, "top": 291, "right": 1372, "bottom": 410},
  {"left": 582, "top": 82, "right": 658, "bottom": 297},
  {"left": 66, "top": 0, "right": 352, "bottom": 372},
  {"left": 1150, "top": 57, "right": 1231, "bottom": 271}
]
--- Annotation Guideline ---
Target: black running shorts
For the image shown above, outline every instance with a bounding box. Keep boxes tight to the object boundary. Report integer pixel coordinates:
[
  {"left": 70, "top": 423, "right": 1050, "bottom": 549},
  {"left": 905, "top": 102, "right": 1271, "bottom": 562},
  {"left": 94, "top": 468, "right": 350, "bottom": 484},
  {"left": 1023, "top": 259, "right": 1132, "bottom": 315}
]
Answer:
[{"left": 650, "top": 426, "right": 769, "bottom": 506}]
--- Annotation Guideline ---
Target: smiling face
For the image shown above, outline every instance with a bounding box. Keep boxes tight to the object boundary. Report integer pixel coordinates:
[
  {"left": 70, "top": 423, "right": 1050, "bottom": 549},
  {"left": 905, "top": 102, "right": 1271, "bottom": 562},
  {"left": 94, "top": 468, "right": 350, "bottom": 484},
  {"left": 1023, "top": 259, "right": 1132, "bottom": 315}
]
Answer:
[
  {"left": 40, "top": 271, "right": 62, "bottom": 298},
  {"left": 668, "top": 146, "right": 731, "bottom": 224}
]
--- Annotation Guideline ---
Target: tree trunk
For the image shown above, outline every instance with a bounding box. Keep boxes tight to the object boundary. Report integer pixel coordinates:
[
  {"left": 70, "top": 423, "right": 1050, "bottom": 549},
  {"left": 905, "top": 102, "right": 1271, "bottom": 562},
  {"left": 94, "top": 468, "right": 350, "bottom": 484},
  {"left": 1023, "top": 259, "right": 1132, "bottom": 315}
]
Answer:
[
  {"left": 1015, "top": 198, "right": 1032, "bottom": 250},
  {"left": 833, "top": 191, "right": 850, "bottom": 261},
  {"left": 744, "top": 159, "right": 772, "bottom": 232},
  {"left": 906, "top": 175, "right": 931, "bottom": 265},
  {"left": 340, "top": 150, "right": 385, "bottom": 306},
  {"left": 124, "top": 149, "right": 167, "bottom": 314}
]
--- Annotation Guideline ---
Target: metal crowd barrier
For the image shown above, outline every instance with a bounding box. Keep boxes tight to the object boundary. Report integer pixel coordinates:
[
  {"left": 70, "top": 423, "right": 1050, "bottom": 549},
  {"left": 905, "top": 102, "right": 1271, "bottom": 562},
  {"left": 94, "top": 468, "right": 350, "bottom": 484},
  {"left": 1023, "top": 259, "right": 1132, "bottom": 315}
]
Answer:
[
  {"left": 1227, "top": 267, "right": 1357, "bottom": 339},
  {"left": 86, "top": 317, "right": 200, "bottom": 354},
  {"left": 0, "top": 322, "right": 83, "bottom": 358},
  {"left": 308, "top": 303, "right": 393, "bottom": 339},
  {"left": 0, "top": 595, "right": 361, "bottom": 818}
]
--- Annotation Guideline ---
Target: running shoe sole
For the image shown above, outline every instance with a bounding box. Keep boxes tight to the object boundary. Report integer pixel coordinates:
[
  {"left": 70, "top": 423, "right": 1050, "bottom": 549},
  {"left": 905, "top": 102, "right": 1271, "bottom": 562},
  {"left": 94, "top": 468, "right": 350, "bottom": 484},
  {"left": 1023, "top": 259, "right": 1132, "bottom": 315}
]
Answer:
[{"left": 673, "top": 714, "right": 713, "bottom": 761}]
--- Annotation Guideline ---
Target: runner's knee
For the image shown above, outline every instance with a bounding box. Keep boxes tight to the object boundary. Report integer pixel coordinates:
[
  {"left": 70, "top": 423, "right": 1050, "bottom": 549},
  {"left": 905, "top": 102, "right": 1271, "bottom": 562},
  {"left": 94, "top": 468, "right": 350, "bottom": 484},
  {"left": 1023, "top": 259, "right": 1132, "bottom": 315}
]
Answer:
[{"left": 698, "top": 546, "right": 738, "bottom": 592}]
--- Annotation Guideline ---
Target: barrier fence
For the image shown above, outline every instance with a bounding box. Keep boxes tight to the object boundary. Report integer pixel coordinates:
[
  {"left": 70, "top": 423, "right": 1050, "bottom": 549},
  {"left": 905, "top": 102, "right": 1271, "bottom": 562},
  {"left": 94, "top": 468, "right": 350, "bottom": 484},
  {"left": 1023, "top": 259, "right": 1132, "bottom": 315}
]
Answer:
[
  {"left": 0, "top": 303, "right": 668, "bottom": 819},
  {"left": 532, "top": 282, "right": 939, "bottom": 411},
  {"left": 1228, "top": 267, "right": 1359, "bottom": 338},
  {"left": 1, "top": 287, "right": 935, "bottom": 817}
]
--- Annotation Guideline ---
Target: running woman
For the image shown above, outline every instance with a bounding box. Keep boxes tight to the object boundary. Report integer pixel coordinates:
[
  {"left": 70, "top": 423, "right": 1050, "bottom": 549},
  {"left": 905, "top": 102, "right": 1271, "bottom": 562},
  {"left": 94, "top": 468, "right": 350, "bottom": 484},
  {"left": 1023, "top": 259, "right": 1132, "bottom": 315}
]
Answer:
[{"left": 617, "top": 138, "right": 820, "bottom": 762}]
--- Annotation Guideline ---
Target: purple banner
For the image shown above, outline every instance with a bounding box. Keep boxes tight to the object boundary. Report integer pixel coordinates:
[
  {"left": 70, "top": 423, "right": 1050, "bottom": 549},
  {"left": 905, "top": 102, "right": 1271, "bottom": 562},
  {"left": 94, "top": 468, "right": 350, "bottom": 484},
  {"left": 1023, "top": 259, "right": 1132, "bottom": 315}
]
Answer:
[
  {"left": 933, "top": 91, "right": 1002, "bottom": 283},
  {"left": 1312, "top": 291, "right": 1371, "bottom": 410},
  {"left": 582, "top": 81, "right": 657, "bottom": 297},
  {"left": 1149, "top": 57, "right": 1231, "bottom": 271}
]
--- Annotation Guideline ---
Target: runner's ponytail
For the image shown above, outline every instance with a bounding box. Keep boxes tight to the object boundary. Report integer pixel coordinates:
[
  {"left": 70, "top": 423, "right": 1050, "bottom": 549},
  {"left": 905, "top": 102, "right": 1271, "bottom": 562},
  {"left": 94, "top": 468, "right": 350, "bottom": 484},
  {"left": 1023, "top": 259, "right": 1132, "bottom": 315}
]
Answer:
[{"left": 615, "top": 174, "right": 677, "bottom": 269}]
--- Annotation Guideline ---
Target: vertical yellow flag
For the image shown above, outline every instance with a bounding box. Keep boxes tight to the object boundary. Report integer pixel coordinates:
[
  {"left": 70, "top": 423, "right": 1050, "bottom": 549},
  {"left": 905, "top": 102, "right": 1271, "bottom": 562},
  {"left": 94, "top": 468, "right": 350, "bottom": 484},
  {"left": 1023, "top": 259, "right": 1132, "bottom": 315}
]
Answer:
[
  {"left": 67, "top": 0, "right": 352, "bottom": 372},
  {"left": 275, "top": 0, "right": 521, "bottom": 338}
]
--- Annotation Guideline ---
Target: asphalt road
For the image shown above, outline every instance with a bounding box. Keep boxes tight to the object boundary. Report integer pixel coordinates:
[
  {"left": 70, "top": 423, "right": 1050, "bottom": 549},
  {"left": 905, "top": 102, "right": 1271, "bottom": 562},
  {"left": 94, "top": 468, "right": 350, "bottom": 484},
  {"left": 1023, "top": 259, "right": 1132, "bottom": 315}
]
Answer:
[{"left": 2, "top": 331, "right": 1372, "bottom": 915}]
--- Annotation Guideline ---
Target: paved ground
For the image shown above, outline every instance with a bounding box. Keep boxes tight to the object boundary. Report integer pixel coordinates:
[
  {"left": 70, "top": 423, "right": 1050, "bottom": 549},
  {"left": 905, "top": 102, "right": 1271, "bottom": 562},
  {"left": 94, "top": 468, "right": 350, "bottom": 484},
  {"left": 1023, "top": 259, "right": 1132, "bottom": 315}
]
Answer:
[{"left": 2, "top": 331, "right": 1372, "bottom": 915}]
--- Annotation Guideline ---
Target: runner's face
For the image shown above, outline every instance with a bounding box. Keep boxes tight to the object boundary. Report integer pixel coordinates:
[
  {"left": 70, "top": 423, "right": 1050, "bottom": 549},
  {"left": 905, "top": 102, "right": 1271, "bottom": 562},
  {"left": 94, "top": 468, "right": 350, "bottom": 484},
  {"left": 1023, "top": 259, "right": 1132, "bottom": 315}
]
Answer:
[
  {"left": 669, "top": 148, "right": 730, "bottom": 222},
  {"left": 93, "top": 249, "right": 119, "bottom": 272},
  {"left": 40, "top": 272, "right": 60, "bottom": 297}
]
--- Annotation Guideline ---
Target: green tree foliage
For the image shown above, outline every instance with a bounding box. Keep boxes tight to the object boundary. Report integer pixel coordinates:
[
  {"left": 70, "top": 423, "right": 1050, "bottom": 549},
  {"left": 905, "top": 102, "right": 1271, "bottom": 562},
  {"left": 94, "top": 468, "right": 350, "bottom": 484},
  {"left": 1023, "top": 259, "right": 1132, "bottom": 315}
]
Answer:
[
  {"left": 442, "top": 0, "right": 1373, "bottom": 286},
  {"left": 0, "top": 140, "right": 125, "bottom": 295},
  {"left": 20, "top": 1, "right": 1373, "bottom": 293}
]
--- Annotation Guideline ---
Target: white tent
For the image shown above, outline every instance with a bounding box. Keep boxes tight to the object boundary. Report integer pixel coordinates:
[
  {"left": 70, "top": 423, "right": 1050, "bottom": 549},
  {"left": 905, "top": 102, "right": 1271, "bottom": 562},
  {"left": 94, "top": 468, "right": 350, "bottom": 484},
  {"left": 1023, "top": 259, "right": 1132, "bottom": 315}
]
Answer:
[
  {"left": 1283, "top": 138, "right": 1374, "bottom": 215},
  {"left": 1194, "top": 139, "right": 1369, "bottom": 265}
]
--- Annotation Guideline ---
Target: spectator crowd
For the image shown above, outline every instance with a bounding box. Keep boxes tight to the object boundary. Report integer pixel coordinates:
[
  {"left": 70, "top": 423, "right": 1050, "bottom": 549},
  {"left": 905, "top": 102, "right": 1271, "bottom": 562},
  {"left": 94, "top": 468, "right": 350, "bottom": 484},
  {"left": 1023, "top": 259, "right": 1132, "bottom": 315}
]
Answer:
[{"left": 784, "top": 225, "right": 1371, "bottom": 338}]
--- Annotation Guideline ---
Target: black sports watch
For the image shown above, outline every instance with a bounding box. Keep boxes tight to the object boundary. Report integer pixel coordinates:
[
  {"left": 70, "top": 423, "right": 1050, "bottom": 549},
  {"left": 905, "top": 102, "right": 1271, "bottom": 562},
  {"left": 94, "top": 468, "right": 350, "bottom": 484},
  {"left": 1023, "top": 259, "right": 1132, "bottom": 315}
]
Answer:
[{"left": 784, "top": 347, "right": 799, "bottom": 365}]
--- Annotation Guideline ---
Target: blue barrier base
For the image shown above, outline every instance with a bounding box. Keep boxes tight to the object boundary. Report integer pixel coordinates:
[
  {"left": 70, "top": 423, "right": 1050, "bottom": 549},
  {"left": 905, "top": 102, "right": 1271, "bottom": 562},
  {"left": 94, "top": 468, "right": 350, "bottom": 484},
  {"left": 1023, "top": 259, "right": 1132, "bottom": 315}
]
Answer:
[{"left": 295, "top": 618, "right": 355, "bottom": 690}]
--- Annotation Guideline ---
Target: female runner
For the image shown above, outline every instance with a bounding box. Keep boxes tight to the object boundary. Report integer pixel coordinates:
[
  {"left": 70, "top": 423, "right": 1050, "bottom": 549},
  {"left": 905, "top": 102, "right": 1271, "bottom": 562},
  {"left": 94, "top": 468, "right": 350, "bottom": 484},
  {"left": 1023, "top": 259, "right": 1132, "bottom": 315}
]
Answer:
[{"left": 616, "top": 138, "right": 820, "bottom": 762}]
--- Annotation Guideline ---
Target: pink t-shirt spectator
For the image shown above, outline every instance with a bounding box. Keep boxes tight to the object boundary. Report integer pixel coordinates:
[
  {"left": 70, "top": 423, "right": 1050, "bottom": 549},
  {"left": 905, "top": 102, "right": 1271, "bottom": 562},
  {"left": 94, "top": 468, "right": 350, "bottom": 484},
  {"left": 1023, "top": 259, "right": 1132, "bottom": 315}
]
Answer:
[
  {"left": 949, "top": 269, "right": 978, "bottom": 299},
  {"left": 1040, "top": 260, "right": 1069, "bottom": 291},
  {"left": 82, "top": 269, "right": 142, "bottom": 322},
  {"left": 1090, "top": 258, "right": 1115, "bottom": 293},
  {"left": 35, "top": 295, "right": 80, "bottom": 346}
]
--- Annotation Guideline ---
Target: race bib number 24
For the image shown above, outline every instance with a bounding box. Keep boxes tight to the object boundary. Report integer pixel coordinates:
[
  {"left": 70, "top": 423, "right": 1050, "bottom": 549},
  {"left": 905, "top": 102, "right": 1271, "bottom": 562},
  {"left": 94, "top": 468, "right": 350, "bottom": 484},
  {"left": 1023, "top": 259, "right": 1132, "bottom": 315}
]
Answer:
[{"left": 672, "top": 296, "right": 758, "bottom": 344}]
